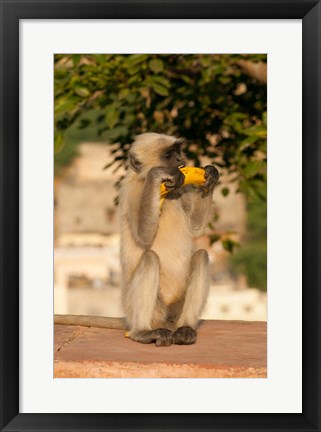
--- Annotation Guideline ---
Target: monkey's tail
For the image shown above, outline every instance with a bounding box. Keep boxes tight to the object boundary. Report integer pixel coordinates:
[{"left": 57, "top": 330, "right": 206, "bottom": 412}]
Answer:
[{"left": 54, "top": 314, "right": 126, "bottom": 330}]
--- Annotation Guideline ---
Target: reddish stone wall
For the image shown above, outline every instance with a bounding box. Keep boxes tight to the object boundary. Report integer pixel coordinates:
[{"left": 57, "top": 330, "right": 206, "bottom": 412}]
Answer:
[{"left": 54, "top": 320, "right": 267, "bottom": 378}]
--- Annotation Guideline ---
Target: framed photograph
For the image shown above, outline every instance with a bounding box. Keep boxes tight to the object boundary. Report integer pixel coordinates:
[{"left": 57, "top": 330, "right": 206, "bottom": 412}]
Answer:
[{"left": 1, "top": 0, "right": 320, "bottom": 431}]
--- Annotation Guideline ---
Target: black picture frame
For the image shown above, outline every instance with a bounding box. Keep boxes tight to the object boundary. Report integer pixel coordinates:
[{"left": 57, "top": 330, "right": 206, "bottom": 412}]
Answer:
[{"left": 1, "top": 1, "right": 320, "bottom": 431}]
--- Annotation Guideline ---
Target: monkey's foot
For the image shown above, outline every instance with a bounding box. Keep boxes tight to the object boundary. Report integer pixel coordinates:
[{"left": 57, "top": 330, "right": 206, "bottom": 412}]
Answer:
[
  {"left": 131, "top": 329, "right": 173, "bottom": 347},
  {"left": 173, "top": 326, "right": 197, "bottom": 345}
]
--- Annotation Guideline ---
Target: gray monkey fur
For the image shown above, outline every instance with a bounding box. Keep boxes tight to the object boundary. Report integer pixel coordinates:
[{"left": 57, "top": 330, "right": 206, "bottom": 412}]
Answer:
[{"left": 119, "top": 133, "right": 219, "bottom": 346}]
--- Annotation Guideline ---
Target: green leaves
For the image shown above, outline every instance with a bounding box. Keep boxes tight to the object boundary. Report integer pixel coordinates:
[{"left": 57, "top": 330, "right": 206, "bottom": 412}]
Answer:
[
  {"left": 241, "top": 160, "right": 262, "bottom": 179},
  {"left": 244, "top": 125, "right": 267, "bottom": 138},
  {"left": 222, "top": 238, "right": 239, "bottom": 253},
  {"left": 55, "top": 94, "right": 80, "bottom": 115},
  {"left": 105, "top": 105, "right": 119, "bottom": 129},
  {"left": 54, "top": 130, "right": 64, "bottom": 153},
  {"left": 125, "top": 54, "right": 149, "bottom": 67},
  {"left": 118, "top": 88, "right": 129, "bottom": 100},
  {"left": 144, "top": 75, "right": 170, "bottom": 96},
  {"left": 150, "top": 83, "right": 169, "bottom": 96},
  {"left": 73, "top": 85, "right": 90, "bottom": 98},
  {"left": 240, "top": 135, "right": 259, "bottom": 151},
  {"left": 72, "top": 54, "right": 81, "bottom": 66},
  {"left": 221, "top": 187, "right": 230, "bottom": 197},
  {"left": 149, "top": 59, "right": 164, "bottom": 73},
  {"left": 231, "top": 196, "right": 267, "bottom": 290},
  {"left": 54, "top": 53, "right": 267, "bottom": 203},
  {"left": 105, "top": 126, "right": 128, "bottom": 141}
]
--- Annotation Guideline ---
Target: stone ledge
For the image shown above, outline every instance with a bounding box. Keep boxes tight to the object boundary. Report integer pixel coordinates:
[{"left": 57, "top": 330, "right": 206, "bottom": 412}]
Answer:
[{"left": 54, "top": 320, "right": 267, "bottom": 378}]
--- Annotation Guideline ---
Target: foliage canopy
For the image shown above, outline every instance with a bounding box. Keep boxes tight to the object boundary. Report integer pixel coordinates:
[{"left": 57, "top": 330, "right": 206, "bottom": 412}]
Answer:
[
  {"left": 54, "top": 54, "right": 266, "bottom": 200},
  {"left": 231, "top": 196, "right": 267, "bottom": 290}
]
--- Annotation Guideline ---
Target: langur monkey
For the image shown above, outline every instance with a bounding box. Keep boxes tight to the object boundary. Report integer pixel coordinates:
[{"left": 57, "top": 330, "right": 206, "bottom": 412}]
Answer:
[
  {"left": 119, "top": 133, "right": 219, "bottom": 346},
  {"left": 54, "top": 132, "right": 219, "bottom": 347}
]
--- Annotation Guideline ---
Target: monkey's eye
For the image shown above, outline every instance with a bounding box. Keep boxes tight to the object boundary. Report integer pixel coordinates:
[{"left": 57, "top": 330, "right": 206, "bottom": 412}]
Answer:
[{"left": 164, "top": 153, "right": 172, "bottom": 160}]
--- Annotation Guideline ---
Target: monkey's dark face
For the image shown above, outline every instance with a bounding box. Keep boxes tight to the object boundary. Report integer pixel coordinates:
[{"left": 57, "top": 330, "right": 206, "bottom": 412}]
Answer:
[
  {"left": 128, "top": 134, "right": 187, "bottom": 175},
  {"left": 161, "top": 143, "right": 185, "bottom": 168}
]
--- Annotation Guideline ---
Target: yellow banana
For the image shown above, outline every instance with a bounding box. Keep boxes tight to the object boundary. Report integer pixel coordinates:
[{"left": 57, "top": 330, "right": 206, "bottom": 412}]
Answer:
[{"left": 160, "top": 166, "right": 206, "bottom": 197}]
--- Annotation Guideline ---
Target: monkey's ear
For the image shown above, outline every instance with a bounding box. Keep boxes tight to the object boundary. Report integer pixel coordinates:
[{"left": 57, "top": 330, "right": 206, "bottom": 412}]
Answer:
[{"left": 129, "top": 152, "right": 142, "bottom": 173}]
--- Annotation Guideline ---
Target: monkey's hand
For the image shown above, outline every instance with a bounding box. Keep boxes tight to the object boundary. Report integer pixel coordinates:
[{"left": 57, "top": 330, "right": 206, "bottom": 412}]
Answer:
[
  {"left": 148, "top": 166, "right": 185, "bottom": 191},
  {"left": 202, "top": 165, "right": 219, "bottom": 191}
]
